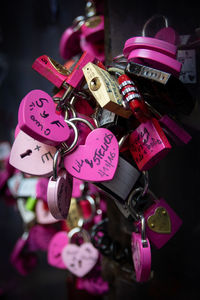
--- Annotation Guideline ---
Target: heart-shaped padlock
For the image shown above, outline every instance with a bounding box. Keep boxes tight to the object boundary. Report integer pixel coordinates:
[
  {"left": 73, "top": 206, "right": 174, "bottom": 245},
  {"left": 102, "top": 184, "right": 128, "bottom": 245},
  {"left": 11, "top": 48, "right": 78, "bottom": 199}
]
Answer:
[
  {"left": 61, "top": 227, "right": 99, "bottom": 277},
  {"left": 64, "top": 120, "right": 119, "bottom": 182},
  {"left": 18, "top": 89, "right": 70, "bottom": 146},
  {"left": 9, "top": 130, "right": 57, "bottom": 176}
]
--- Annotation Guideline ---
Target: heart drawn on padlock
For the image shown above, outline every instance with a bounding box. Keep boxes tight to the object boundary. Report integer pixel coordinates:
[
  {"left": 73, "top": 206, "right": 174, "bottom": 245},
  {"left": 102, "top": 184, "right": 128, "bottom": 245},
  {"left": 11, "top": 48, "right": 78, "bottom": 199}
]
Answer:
[
  {"left": 18, "top": 89, "right": 70, "bottom": 146},
  {"left": 64, "top": 128, "right": 119, "bottom": 182},
  {"left": 147, "top": 207, "right": 171, "bottom": 234},
  {"left": 9, "top": 130, "right": 57, "bottom": 177},
  {"left": 61, "top": 242, "right": 99, "bottom": 277}
]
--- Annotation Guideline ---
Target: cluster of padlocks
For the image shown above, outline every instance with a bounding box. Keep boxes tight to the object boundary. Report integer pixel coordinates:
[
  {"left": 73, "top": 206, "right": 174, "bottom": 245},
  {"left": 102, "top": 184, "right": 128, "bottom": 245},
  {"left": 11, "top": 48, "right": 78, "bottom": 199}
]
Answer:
[{"left": 0, "top": 1, "right": 196, "bottom": 294}]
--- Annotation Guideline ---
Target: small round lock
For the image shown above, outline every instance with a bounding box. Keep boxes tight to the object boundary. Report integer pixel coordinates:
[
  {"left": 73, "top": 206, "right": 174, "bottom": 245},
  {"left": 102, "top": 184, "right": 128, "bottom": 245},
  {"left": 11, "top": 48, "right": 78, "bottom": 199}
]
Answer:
[{"left": 47, "top": 150, "right": 73, "bottom": 220}]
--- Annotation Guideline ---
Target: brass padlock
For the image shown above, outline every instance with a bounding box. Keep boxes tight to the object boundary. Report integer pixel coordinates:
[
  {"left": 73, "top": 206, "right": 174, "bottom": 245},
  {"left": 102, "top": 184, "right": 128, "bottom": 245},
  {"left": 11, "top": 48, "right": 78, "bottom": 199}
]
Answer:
[
  {"left": 83, "top": 62, "right": 132, "bottom": 118},
  {"left": 66, "top": 197, "right": 82, "bottom": 230}
]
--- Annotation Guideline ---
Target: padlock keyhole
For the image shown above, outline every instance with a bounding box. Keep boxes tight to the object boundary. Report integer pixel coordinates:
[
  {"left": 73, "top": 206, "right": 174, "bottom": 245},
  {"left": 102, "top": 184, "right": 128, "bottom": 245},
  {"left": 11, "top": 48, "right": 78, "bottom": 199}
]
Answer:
[{"left": 20, "top": 149, "right": 32, "bottom": 158}]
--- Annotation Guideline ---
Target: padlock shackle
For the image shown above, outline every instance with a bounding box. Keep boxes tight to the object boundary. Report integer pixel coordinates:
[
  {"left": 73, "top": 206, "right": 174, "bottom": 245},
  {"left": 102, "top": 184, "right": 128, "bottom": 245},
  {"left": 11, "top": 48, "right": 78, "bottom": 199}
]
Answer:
[{"left": 142, "top": 14, "right": 169, "bottom": 37}]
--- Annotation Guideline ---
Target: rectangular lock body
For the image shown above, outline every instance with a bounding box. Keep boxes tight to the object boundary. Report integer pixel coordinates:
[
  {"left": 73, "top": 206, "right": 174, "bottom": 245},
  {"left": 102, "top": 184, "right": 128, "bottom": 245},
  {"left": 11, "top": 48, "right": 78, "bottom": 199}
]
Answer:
[
  {"left": 125, "top": 62, "right": 196, "bottom": 116},
  {"left": 83, "top": 62, "right": 132, "bottom": 118},
  {"left": 32, "top": 55, "right": 70, "bottom": 88},
  {"left": 95, "top": 156, "right": 141, "bottom": 203}
]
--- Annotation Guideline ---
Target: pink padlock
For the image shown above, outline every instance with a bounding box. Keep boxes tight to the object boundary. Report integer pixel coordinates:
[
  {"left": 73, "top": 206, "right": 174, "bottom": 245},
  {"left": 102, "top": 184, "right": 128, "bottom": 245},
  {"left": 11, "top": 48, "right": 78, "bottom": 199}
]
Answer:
[
  {"left": 64, "top": 126, "right": 119, "bottom": 182},
  {"left": 131, "top": 230, "right": 151, "bottom": 282},
  {"left": 18, "top": 89, "right": 70, "bottom": 146},
  {"left": 47, "top": 150, "right": 73, "bottom": 220},
  {"left": 129, "top": 118, "right": 171, "bottom": 171},
  {"left": 59, "top": 16, "right": 84, "bottom": 60},
  {"left": 32, "top": 52, "right": 96, "bottom": 90},
  {"left": 81, "top": 15, "right": 104, "bottom": 43},
  {"left": 48, "top": 231, "right": 69, "bottom": 269},
  {"left": 131, "top": 191, "right": 183, "bottom": 249},
  {"left": 127, "top": 48, "right": 182, "bottom": 77},
  {"left": 61, "top": 227, "right": 99, "bottom": 277},
  {"left": 123, "top": 36, "right": 177, "bottom": 59},
  {"left": 9, "top": 130, "right": 57, "bottom": 176}
]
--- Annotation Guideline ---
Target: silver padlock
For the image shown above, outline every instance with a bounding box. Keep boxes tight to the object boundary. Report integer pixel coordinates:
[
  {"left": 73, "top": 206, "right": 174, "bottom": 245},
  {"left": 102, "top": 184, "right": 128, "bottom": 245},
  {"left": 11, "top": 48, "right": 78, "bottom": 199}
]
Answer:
[{"left": 95, "top": 155, "right": 141, "bottom": 203}]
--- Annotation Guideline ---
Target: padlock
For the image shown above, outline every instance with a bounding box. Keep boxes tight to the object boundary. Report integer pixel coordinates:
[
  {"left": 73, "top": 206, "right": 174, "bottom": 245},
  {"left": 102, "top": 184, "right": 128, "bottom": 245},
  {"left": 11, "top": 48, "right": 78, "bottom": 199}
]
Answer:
[
  {"left": 66, "top": 197, "right": 83, "bottom": 230},
  {"left": 83, "top": 62, "right": 132, "bottom": 118},
  {"left": 61, "top": 227, "right": 99, "bottom": 277},
  {"left": 27, "top": 224, "right": 57, "bottom": 252},
  {"left": 9, "top": 130, "right": 57, "bottom": 176},
  {"left": 64, "top": 119, "right": 120, "bottom": 183},
  {"left": 128, "top": 188, "right": 182, "bottom": 249},
  {"left": 123, "top": 15, "right": 182, "bottom": 77},
  {"left": 10, "top": 232, "right": 38, "bottom": 276},
  {"left": 125, "top": 61, "right": 196, "bottom": 116},
  {"left": 32, "top": 52, "right": 96, "bottom": 92},
  {"left": 47, "top": 231, "right": 69, "bottom": 269},
  {"left": 131, "top": 215, "right": 151, "bottom": 282},
  {"left": 144, "top": 101, "right": 192, "bottom": 145},
  {"left": 59, "top": 16, "right": 84, "bottom": 60},
  {"left": 47, "top": 149, "right": 73, "bottom": 220},
  {"left": 129, "top": 117, "right": 171, "bottom": 171},
  {"left": 118, "top": 73, "right": 152, "bottom": 123},
  {"left": 18, "top": 90, "right": 71, "bottom": 146}
]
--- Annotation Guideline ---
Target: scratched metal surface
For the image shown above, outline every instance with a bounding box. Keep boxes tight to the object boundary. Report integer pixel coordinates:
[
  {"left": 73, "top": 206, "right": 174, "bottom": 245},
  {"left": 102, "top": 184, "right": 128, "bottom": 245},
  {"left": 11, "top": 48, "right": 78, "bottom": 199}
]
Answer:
[{"left": 104, "top": 0, "right": 200, "bottom": 299}]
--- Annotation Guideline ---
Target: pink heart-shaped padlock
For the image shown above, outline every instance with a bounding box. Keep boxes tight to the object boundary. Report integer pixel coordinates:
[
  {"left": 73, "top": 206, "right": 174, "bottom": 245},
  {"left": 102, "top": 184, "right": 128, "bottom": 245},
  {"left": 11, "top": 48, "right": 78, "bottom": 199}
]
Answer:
[
  {"left": 35, "top": 199, "right": 59, "bottom": 224},
  {"left": 18, "top": 89, "right": 70, "bottom": 146},
  {"left": 61, "top": 242, "right": 99, "bottom": 277},
  {"left": 9, "top": 130, "right": 56, "bottom": 177},
  {"left": 64, "top": 128, "right": 119, "bottom": 182},
  {"left": 48, "top": 231, "right": 69, "bottom": 269}
]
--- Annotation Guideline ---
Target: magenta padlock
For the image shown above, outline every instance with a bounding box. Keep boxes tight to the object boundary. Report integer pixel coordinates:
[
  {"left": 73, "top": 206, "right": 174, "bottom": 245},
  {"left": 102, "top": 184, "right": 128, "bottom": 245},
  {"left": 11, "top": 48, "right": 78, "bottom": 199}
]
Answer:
[
  {"left": 18, "top": 89, "right": 70, "bottom": 146},
  {"left": 81, "top": 15, "right": 104, "bottom": 43},
  {"left": 123, "top": 36, "right": 177, "bottom": 59},
  {"left": 27, "top": 224, "right": 57, "bottom": 251},
  {"left": 131, "top": 215, "right": 151, "bottom": 282},
  {"left": 129, "top": 118, "right": 171, "bottom": 171},
  {"left": 127, "top": 48, "right": 181, "bottom": 77},
  {"left": 10, "top": 232, "right": 38, "bottom": 276},
  {"left": 144, "top": 102, "right": 192, "bottom": 145},
  {"left": 47, "top": 231, "right": 69, "bottom": 269},
  {"left": 64, "top": 120, "right": 119, "bottom": 182},
  {"left": 47, "top": 150, "right": 73, "bottom": 220},
  {"left": 59, "top": 16, "right": 84, "bottom": 60},
  {"left": 32, "top": 51, "right": 96, "bottom": 90},
  {"left": 131, "top": 191, "right": 183, "bottom": 249}
]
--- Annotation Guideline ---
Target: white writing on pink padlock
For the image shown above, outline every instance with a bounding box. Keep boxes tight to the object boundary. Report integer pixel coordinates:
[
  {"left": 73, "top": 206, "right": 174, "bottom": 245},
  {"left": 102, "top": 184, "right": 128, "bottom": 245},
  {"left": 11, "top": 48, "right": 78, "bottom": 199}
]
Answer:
[
  {"left": 64, "top": 128, "right": 119, "bottom": 182},
  {"left": 9, "top": 130, "right": 57, "bottom": 177},
  {"left": 61, "top": 242, "right": 99, "bottom": 277},
  {"left": 47, "top": 169, "right": 73, "bottom": 220},
  {"left": 48, "top": 231, "right": 69, "bottom": 269},
  {"left": 18, "top": 89, "right": 70, "bottom": 146}
]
